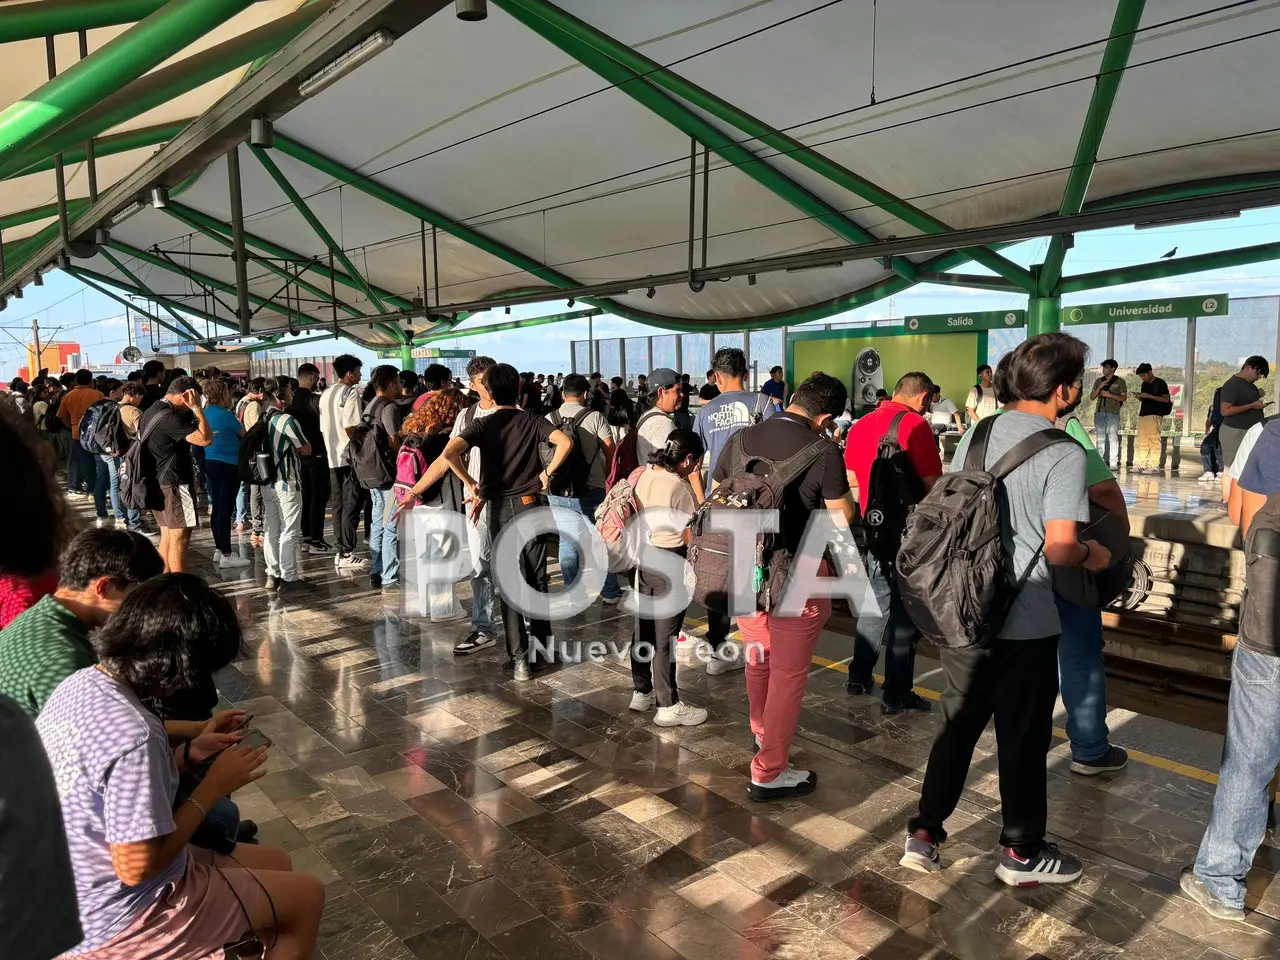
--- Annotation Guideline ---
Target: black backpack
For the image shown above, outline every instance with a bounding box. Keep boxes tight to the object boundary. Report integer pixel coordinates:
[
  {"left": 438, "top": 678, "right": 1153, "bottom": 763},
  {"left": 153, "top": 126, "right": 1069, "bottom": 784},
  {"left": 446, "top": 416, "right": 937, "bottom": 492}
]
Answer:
[
  {"left": 895, "top": 417, "right": 1073, "bottom": 649},
  {"left": 346, "top": 399, "right": 396, "bottom": 490},
  {"left": 687, "top": 430, "right": 831, "bottom": 614},
  {"left": 862, "top": 410, "right": 926, "bottom": 564},
  {"left": 80, "top": 399, "right": 122, "bottom": 455},
  {"left": 237, "top": 409, "right": 278, "bottom": 485},
  {"left": 541, "top": 408, "right": 595, "bottom": 498},
  {"left": 118, "top": 410, "right": 164, "bottom": 512},
  {"left": 43, "top": 395, "right": 66, "bottom": 434}
]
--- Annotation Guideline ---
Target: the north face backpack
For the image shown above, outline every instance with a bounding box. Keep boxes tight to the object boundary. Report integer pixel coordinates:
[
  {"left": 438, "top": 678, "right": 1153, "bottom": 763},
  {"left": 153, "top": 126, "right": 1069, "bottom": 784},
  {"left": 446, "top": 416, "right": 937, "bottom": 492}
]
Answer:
[
  {"left": 118, "top": 411, "right": 164, "bottom": 512},
  {"left": 346, "top": 400, "right": 396, "bottom": 490},
  {"left": 686, "top": 431, "right": 831, "bottom": 614},
  {"left": 594, "top": 466, "right": 647, "bottom": 571},
  {"left": 237, "top": 410, "right": 278, "bottom": 485},
  {"left": 541, "top": 408, "right": 594, "bottom": 498},
  {"left": 606, "top": 409, "right": 669, "bottom": 489},
  {"left": 80, "top": 399, "right": 122, "bottom": 455},
  {"left": 861, "top": 410, "right": 926, "bottom": 564},
  {"left": 895, "top": 417, "right": 1073, "bottom": 650}
]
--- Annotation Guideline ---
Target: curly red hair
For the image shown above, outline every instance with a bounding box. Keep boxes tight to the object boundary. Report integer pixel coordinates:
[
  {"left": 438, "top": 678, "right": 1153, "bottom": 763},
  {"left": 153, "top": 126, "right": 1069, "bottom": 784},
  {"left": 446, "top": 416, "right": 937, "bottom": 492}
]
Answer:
[{"left": 402, "top": 388, "right": 466, "bottom": 436}]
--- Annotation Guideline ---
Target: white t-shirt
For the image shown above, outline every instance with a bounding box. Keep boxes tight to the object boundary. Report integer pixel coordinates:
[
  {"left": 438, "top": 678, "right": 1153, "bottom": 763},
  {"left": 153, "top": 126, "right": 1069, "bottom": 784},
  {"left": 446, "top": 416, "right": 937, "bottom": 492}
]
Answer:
[
  {"left": 320, "top": 383, "right": 362, "bottom": 469},
  {"left": 930, "top": 397, "right": 959, "bottom": 428},
  {"left": 634, "top": 466, "right": 697, "bottom": 549},
  {"left": 635, "top": 409, "right": 676, "bottom": 464},
  {"left": 450, "top": 402, "right": 497, "bottom": 478},
  {"left": 965, "top": 386, "right": 998, "bottom": 421},
  {"left": 1227, "top": 420, "right": 1266, "bottom": 480}
]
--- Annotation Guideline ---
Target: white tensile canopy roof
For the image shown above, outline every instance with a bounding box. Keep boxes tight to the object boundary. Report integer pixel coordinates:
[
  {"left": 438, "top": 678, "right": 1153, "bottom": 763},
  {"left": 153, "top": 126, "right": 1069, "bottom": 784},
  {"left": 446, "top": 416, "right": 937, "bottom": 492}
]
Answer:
[{"left": 2, "top": 0, "right": 1279, "bottom": 347}]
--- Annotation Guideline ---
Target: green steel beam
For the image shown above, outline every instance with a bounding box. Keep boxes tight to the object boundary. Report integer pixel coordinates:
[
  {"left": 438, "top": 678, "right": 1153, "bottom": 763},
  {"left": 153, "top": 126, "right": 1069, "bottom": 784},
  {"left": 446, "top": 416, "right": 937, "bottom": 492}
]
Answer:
[
  {"left": 99, "top": 245, "right": 207, "bottom": 336},
  {"left": 163, "top": 205, "right": 366, "bottom": 320},
  {"left": 0, "top": 196, "right": 90, "bottom": 230},
  {"left": 1, "top": 2, "right": 330, "bottom": 180},
  {"left": 1038, "top": 0, "right": 1147, "bottom": 295},
  {"left": 0, "top": 0, "right": 270, "bottom": 44},
  {"left": 488, "top": 1, "right": 918, "bottom": 282},
  {"left": 1082, "top": 172, "right": 1280, "bottom": 214},
  {"left": 249, "top": 144, "right": 388, "bottom": 313},
  {"left": 916, "top": 271, "right": 1025, "bottom": 293},
  {"left": 67, "top": 264, "right": 233, "bottom": 332},
  {"left": 0, "top": 0, "right": 255, "bottom": 173},
  {"left": 6, "top": 120, "right": 189, "bottom": 181},
  {"left": 1060, "top": 241, "right": 1280, "bottom": 294},
  {"left": 167, "top": 200, "right": 412, "bottom": 311},
  {"left": 239, "top": 331, "right": 340, "bottom": 353},
  {"left": 414, "top": 307, "right": 602, "bottom": 344},
  {"left": 1, "top": 221, "right": 61, "bottom": 274},
  {"left": 70, "top": 269, "right": 214, "bottom": 347},
  {"left": 495, "top": 0, "right": 1033, "bottom": 293}
]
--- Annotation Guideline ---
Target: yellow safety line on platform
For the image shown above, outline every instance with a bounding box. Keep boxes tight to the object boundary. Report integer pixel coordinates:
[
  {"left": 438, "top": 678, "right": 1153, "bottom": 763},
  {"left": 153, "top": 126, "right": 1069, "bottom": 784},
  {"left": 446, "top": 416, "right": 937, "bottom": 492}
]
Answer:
[{"left": 684, "top": 616, "right": 1223, "bottom": 787}]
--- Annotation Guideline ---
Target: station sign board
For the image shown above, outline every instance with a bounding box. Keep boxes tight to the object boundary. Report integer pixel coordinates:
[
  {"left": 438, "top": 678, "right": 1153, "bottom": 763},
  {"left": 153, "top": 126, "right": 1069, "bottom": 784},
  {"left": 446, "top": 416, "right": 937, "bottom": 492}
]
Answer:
[
  {"left": 1061, "top": 294, "right": 1228, "bottom": 326},
  {"left": 902, "top": 310, "right": 1025, "bottom": 334},
  {"left": 376, "top": 346, "right": 477, "bottom": 360}
]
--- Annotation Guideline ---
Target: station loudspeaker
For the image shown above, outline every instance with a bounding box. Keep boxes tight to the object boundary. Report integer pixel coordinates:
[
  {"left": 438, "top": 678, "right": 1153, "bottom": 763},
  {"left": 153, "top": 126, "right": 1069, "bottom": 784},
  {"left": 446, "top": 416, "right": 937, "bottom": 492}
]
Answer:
[
  {"left": 456, "top": 0, "right": 487, "bottom": 20},
  {"left": 852, "top": 347, "right": 884, "bottom": 408}
]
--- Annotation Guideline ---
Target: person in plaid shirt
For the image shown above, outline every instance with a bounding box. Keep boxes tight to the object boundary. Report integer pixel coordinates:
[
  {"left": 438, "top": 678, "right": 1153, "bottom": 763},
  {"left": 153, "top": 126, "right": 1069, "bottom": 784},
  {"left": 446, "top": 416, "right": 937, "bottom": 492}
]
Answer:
[{"left": 260, "top": 377, "right": 313, "bottom": 594}]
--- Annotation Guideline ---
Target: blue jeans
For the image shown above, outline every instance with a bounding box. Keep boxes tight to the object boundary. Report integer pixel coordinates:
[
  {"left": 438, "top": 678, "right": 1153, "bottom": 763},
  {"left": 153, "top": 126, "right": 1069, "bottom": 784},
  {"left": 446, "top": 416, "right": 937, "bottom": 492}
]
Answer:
[
  {"left": 467, "top": 503, "right": 495, "bottom": 635},
  {"left": 850, "top": 557, "right": 919, "bottom": 702},
  {"left": 548, "top": 490, "right": 620, "bottom": 600},
  {"left": 369, "top": 488, "right": 400, "bottom": 584},
  {"left": 1095, "top": 411, "right": 1121, "bottom": 468},
  {"left": 1201, "top": 430, "right": 1223, "bottom": 474},
  {"left": 205, "top": 460, "right": 240, "bottom": 554},
  {"left": 1054, "top": 595, "right": 1111, "bottom": 762},
  {"left": 1194, "top": 646, "right": 1280, "bottom": 909},
  {"left": 176, "top": 774, "right": 242, "bottom": 855},
  {"left": 68, "top": 440, "right": 94, "bottom": 494},
  {"left": 235, "top": 482, "right": 250, "bottom": 524},
  {"left": 96, "top": 454, "right": 141, "bottom": 529}
]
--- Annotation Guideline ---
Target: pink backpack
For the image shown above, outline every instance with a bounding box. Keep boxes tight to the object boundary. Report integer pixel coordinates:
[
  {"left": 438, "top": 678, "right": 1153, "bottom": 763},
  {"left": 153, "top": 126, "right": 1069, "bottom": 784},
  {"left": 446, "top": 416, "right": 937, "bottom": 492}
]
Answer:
[
  {"left": 594, "top": 466, "right": 647, "bottom": 571},
  {"left": 393, "top": 443, "right": 428, "bottom": 505}
]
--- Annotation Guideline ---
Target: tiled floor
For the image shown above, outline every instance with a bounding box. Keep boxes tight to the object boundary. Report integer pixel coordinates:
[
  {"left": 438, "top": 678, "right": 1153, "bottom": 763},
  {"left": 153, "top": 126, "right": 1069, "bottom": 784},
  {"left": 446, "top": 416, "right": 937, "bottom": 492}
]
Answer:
[{"left": 185, "top": 529, "right": 1280, "bottom": 960}]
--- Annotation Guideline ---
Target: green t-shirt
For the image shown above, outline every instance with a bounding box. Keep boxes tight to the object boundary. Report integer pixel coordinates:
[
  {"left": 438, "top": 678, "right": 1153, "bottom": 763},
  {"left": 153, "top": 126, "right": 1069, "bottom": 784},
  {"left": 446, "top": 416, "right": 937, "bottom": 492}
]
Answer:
[
  {"left": 0, "top": 595, "right": 96, "bottom": 717},
  {"left": 991, "top": 409, "right": 1113, "bottom": 488}
]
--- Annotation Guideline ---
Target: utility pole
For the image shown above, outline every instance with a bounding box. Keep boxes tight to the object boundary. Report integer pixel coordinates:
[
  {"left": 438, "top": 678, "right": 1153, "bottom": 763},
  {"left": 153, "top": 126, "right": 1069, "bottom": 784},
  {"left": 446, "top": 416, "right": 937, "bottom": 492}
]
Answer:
[{"left": 31, "top": 312, "right": 41, "bottom": 377}]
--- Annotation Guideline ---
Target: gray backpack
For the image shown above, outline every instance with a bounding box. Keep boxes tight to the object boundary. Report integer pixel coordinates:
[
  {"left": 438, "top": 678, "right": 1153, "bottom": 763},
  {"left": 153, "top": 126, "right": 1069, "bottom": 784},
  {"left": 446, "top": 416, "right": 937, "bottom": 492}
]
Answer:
[
  {"left": 895, "top": 417, "right": 1072, "bottom": 649},
  {"left": 1239, "top": 495, "right": 1280, "bottom": 657}
]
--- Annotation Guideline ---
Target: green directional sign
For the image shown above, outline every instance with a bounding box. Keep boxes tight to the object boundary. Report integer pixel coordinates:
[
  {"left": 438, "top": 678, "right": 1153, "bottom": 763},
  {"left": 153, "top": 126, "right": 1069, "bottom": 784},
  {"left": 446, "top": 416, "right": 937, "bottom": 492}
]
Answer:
[
  {"left": 902, "top": 310, "right": 1025, "bottom": 334},
  {"left": 1061, "top": 293, "right": 1228, "bottom": 326}
]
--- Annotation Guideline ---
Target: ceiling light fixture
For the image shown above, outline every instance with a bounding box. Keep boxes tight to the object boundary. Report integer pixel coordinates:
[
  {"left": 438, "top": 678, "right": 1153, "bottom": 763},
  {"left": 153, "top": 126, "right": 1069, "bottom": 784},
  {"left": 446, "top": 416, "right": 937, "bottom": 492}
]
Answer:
[
  {"left": 646, "top": 287, "right": 656, "bottom": 299},
  {"left": 456, "top": 0, "right": 488, "bottom": 20},
  {"left": 567, "top": 297, "right": 575, "bottom": 307},
  {"left": 299, "top": 31, "right": 396, "bottom": 99},
  {"left": 109, "top": 197, "right": 149, "bottom": 226},
  {"left": 785, "top": 261, "right": 845, "bottom": 274}
]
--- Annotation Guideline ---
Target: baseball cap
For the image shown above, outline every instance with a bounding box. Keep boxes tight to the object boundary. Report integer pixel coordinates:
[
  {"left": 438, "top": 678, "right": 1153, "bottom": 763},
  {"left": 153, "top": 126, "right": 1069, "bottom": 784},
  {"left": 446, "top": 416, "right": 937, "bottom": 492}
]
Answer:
[{"left": 648, "top": 367, "right": 680, "bottom": 391}]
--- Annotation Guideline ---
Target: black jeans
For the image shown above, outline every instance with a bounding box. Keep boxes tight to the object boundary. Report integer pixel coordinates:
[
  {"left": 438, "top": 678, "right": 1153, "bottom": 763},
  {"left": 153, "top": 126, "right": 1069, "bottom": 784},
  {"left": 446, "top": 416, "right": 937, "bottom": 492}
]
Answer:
[
  {"left": 850, "top": 558, "right": 920, "bottom": 702},
  {"left": 299, "top": 456, "right": 331, "bottom": 542},
  {"left": 631, "top": 544, "right": 688, "bottom": 708},
  {"left": 705, "top": 608, "right": 731, "bottom": 649},
  {"left": 490, "top": 495, "right": 551, "bottom": 663},
  {"left": 204, "top": 459, "right": 239, "bottom": 554},
  {"left": 332, "top": 466, "right": 367, "bottom": 555},
  {"left": 909, "top": 635, "right": 1060, "bottom": 858}
]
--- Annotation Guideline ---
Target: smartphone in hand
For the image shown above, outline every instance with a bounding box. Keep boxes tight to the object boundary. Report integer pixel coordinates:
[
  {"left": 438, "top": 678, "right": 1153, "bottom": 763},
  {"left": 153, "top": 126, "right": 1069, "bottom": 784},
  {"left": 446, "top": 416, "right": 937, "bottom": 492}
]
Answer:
[{"left": 239, "top": 730, "right": 272, "bottom": 750}]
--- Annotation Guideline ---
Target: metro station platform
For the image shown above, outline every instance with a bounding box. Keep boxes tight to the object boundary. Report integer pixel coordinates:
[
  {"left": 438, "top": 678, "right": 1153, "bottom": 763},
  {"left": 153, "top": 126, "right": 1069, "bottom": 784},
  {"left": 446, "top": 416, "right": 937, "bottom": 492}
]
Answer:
[{"left": 168, "top": 501, "right": 1278, "bottom": 960}]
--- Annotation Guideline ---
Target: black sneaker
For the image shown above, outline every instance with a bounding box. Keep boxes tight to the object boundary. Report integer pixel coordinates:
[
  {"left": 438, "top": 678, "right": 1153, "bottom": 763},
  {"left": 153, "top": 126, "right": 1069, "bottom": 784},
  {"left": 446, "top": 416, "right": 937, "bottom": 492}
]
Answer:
[
  {"left": 264, "top": 576, "right": 279, "bottom": 592},
  {"left": 279, "top": 578, "right": 316, "bottom": 594},
  {"left": 748, "top": 767, "right": 817, "bottom": 802},
  {"left": 846, "top": 678, "right": 875, "bottom": 697},
  {"left": 881, "top": 692, "right": 932, "bottom": 716},
  {"left": 1070, "top": 746, "right": 1128, "bottom": 776},
  {"left": 994, "top": 843, "right": 1083, "bottom": 887},
  {"left": 454, "top": 632, "right": 496, "bottom": 656}
]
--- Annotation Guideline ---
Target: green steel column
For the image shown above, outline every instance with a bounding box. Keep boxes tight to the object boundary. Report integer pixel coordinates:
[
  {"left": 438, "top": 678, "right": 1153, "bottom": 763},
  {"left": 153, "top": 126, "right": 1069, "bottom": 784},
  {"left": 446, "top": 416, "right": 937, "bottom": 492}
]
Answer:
[
  {"left": 400, "top": 342, "right": 414, "bottom": 368},
  {"left": 0, "top": 0, "right": 254, "bottom": 168},
  {"left": 1027, "top": 297, "right": 1062, "bottom": 337}
]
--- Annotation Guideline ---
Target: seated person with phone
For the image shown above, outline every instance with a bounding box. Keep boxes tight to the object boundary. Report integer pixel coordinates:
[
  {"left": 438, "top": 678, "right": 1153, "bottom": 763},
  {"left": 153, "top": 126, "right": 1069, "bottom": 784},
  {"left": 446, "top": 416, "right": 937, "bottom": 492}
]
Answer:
[{"left": 37, "top": 574, "right": 325, "bottom": 960}]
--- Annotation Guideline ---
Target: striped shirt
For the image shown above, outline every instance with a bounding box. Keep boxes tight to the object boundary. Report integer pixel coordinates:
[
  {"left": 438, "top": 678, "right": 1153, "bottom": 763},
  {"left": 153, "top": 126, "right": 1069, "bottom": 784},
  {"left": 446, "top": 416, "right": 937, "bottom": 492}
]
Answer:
[{"left": 264, "top": 409, "right": 307, "bottom": 492}]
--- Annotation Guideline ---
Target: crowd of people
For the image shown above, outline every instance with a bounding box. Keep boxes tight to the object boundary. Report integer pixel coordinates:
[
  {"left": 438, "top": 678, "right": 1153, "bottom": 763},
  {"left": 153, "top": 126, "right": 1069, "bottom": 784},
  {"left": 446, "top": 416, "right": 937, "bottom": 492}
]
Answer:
[{"left": 2, "top": 332, "right": 1279, "bottom": 960}]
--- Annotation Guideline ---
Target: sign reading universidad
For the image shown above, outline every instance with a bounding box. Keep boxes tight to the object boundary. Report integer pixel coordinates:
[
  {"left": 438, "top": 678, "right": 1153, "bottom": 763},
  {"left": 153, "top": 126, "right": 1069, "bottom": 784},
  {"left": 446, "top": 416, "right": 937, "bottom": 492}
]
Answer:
[
  {"left": 1061, "top": 294, "right": 1228, "bottom": 326},
  {"left": 902, "top": 310, "right": 1025, "bottom": 334}
]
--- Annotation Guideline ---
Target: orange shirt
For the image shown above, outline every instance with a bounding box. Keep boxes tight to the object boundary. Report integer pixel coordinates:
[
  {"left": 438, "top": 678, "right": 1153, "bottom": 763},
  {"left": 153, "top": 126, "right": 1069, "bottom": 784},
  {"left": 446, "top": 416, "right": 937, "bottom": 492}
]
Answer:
[{"left": 58, "top": 385, "right": 105, "bottom": 439}]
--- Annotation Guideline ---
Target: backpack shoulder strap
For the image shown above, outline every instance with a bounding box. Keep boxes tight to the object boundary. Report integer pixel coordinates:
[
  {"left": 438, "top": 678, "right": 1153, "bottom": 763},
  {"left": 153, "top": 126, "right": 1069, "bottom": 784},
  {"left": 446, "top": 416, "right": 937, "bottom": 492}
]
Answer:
[
  {"left": 548, "top": 410, "right": 563, "bottom": 428},
  {"left": 883, "top": 410, "right": 909, "bottom": 444},
  {"left": 570, "top": 408, "right": 593, "bottom": 428},
  {"left": 770, "top": 437, "right": 833, "bottom": 490},
  {"left": 962, "top": 415, "right": 997, "bottom": 471},
  {"left": 988, "top": 427, "right": 1075, "bottom": 480}
]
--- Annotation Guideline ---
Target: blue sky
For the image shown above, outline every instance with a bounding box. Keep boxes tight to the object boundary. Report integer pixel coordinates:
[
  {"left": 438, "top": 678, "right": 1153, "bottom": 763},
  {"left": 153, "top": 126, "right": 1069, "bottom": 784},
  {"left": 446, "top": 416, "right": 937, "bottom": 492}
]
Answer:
[{"left": 3, "top": 208, "right": 1278, "bottom": 380}]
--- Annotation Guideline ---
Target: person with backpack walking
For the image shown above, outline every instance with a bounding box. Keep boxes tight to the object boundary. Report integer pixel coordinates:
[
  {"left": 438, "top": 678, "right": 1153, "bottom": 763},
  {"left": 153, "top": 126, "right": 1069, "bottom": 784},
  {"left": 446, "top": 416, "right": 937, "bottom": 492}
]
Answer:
[
  {"left": 58, "top": 369, "right": 104, "bottom": 500},
  {"left": 898, "top": 333, "right": 1111, "bottom": 887},
  {"left": 706, "top": 373, "right": 854, "bottom": 801},
  {"left": 139, "top": 377, "right": 212, "bottom": 574},
  {"left": 398, "top": 363, "right": 573, "bottom": 680},
  {"left": 355, "top": 368, "right": 404, "bottom": 593},
  {"left": 200, "top": 379, "right": 249, "bottom": 569},
  {"left": 628, "top": 428, "right": 708, "bottom": 728},
  {"left": 545, "top": 375, "right": 622, "bottom": 605},
  {"left": 844, "top": 371, "right": 941, "bottom": 715},
  {"left": 253, "top": 377, "right": 313, "bottom": 594},
  {"left": 320, "top": 355, "right": 368, "bottom": 570}
]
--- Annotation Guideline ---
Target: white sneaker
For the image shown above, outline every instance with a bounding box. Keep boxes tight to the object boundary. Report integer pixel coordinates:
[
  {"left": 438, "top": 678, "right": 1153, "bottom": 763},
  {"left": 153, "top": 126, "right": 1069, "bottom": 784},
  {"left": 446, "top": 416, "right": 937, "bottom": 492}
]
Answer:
[
  {"left": 337, "top": 554, "right": 370, "bottom": 570},
  {"left": 629, "top": 691, "right": 655, "bottom": 712},
  {"left": 706, "top": 647, "right": 746, "bottom": 676},
  {"left": 220, "top": 555, "right": 251, "bottom": 569},
  {"left": 1198, "top": 471, "right": 1214, "bottom": 482},
  {"left": 748, "top": 766, "right": 818, "bottom": 802},
  {"left": 213, "top": 549, "right": 224, "bottom": 564},
  {"left": 1215, "top": 472, "right": 1224, "bottom": 479},
  {"left": 655, "top": 702, "right": 708, "bottom": 727},
  {"left": 94, "top": 516, "right": 115, "bottom": 528}
]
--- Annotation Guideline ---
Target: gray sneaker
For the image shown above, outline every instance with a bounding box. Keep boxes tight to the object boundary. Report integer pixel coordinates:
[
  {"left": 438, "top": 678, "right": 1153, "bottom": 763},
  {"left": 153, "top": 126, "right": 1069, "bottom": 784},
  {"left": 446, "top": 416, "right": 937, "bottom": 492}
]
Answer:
[
  {"left": 1179, "top": 868, "right": 1246, "bottom": 921},
  {"left": 900, "top": 832, "right": 942, "bottom": 874},
  {"left": 513, "top": 660, "right": 532, "bottom": 682},
  {"left": 1070, "top": 745, "right": 1129, "bottom": 776}
]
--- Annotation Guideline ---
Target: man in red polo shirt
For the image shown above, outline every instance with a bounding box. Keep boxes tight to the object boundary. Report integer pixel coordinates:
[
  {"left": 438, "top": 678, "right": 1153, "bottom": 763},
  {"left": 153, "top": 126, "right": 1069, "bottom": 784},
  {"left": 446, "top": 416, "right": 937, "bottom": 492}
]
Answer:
[{"left": 843, "top": 371, "right": 942, "bottom": 715}]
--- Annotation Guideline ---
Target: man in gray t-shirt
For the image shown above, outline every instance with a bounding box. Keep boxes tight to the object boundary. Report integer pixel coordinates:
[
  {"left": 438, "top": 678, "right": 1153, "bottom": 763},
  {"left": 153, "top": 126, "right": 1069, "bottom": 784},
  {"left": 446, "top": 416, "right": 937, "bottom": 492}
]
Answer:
[{"left": 949, "top": 410, "right": 1089, "bottom": 639}]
